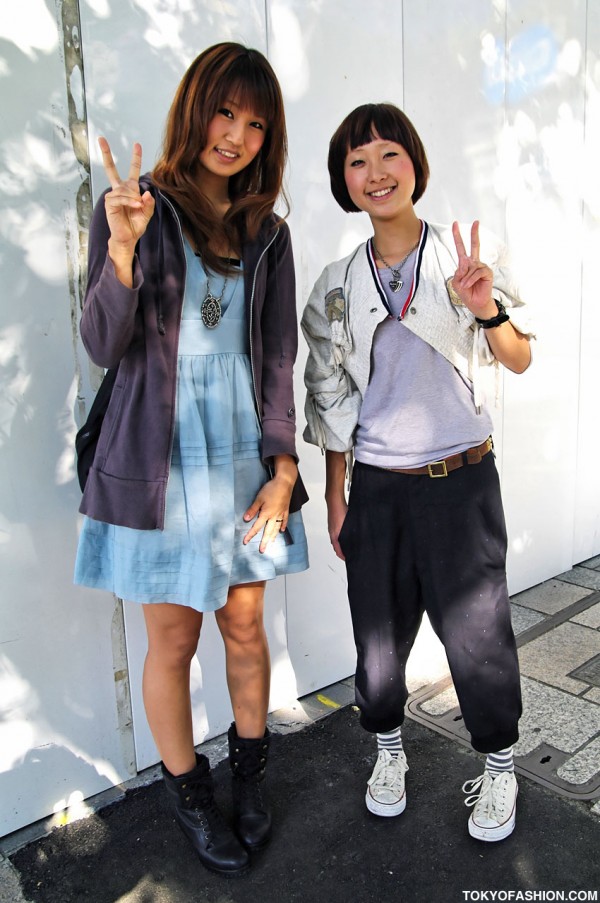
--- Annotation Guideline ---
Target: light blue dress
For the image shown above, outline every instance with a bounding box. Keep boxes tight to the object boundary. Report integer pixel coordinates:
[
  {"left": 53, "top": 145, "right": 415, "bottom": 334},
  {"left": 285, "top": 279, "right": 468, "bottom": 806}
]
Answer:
[{"left": 74, "top": 242, "right": 308, "bottom": 611}]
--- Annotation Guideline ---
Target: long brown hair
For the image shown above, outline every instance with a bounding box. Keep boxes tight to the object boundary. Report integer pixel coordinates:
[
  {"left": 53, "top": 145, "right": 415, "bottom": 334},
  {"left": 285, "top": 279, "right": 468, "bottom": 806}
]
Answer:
[{"left": 152, "top": 42, "right": 288, "bottom": 274}]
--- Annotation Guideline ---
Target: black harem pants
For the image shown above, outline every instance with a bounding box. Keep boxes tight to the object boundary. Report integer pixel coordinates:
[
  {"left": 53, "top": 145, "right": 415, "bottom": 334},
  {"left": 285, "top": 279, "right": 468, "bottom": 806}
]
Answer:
[{"left": 338, "top": 455, "right": 522, "bottom": 754}]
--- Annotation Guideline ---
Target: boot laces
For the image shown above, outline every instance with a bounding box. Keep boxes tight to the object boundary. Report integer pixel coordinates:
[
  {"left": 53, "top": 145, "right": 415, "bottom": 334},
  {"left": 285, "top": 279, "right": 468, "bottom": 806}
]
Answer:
[
  {"left": 232, "top": 741, "right": 268, "bottom": 809},
  {"left": 183, "top": 786, "right": 227, "bottom": 838},
  {"left": 233, "top": 744, "right": 267, "bottom": 777},
  {"left": 237, "top": 772, "right": 265, "bottom": 809}
]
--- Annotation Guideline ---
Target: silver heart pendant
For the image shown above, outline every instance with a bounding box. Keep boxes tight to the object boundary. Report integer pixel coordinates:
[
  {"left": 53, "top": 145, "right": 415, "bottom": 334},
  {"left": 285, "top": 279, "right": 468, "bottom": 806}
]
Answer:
[{"left": 389, "top": 279, "right": 403, "bottom": 292}]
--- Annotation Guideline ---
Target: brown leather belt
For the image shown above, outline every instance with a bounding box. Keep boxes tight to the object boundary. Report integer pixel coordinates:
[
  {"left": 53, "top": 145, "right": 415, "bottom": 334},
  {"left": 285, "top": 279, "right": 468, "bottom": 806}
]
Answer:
[{"left": 386, "top": 437, "right": 493, "bottom": 478}]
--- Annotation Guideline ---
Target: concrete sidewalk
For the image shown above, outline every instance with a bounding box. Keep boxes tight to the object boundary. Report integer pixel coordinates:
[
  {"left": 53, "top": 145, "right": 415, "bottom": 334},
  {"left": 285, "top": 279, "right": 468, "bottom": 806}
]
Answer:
[{"left": 2, "top": 560, "right": 600, "bottom": 902}]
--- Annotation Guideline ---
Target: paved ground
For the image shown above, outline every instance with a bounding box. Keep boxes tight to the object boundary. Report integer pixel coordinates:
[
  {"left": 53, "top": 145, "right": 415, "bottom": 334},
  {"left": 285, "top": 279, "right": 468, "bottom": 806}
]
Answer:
[
  {"left": 2, "top": 560, "right": 600, "bottom": 903},
  {"left": 411, "top": 559, "right": 600, "bottom": 803}
]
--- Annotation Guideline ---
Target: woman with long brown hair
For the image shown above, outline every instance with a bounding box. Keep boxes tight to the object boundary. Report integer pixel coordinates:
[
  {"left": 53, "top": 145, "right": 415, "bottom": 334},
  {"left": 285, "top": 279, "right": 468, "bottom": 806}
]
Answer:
[{"left": 74, "top": 43, "right": 308, "bottom": 876}]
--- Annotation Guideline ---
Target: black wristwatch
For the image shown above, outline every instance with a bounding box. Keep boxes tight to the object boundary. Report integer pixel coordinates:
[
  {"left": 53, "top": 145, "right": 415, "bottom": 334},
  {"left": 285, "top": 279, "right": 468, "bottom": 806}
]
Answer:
[{"left": 475, "top": 299, "right": 510, "bottom": 329}]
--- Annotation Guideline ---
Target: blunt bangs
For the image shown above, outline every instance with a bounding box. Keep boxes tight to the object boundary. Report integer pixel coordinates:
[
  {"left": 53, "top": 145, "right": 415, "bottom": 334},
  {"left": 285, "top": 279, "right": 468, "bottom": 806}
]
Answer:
[
  {"left": 210, "top": 51, "right": 280, "bottom": 125},
  {"left": 344, "top": 106, "right": 404, "bottom": 154},
  {"left": 328, "top": 103, "right": 430, "bottom": 212}
]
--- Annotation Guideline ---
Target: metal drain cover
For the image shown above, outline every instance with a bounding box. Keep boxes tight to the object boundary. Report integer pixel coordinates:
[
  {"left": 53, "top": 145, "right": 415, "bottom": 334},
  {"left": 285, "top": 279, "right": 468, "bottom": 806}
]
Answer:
[{"left": 568, "top": 653, "right": 600, "bottom": 688}]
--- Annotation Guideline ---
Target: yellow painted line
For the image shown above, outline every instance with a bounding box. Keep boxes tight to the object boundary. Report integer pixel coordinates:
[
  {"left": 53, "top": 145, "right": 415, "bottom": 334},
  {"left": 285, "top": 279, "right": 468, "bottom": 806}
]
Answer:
[{"left": 317, "top": 694, "right": 341, "bottom": 709}]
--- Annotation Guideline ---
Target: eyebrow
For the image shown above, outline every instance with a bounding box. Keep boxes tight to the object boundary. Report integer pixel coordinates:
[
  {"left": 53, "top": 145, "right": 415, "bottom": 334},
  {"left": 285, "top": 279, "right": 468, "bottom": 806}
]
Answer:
[
  {"left": 348, "top": 139, "right": 395, "bottom": 153},
  {"left": 224, "top": 99, "right": 267, "bottom": 121}
]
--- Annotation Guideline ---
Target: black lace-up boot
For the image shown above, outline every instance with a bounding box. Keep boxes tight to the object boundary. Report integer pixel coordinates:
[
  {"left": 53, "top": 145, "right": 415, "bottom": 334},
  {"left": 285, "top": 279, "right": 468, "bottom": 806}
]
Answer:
[
  {"left": 162, "top": 753, "right": 249, "bottom": 876},
  {"left": 228, "top": 723, "right": 272, "bottom": 851}
]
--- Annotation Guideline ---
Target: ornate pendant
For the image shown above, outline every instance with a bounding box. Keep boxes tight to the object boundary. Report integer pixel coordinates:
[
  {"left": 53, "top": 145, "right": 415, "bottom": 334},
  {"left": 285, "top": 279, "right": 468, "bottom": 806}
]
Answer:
[
  {"left": 389, "top": 277, "right": 403, "bottom": 292},
  {"left": 201, "top": 292, "right": 222, "bottom": 329}
]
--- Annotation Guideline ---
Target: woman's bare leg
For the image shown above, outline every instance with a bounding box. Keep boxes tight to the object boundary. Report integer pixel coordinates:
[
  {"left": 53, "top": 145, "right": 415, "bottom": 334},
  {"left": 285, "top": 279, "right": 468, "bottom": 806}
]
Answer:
[
  {"left": 215, "top": 581, "right": 270, "bottom": 738},
  {"left": 142, "top": 602, "right": 203, "bottom": 775}
]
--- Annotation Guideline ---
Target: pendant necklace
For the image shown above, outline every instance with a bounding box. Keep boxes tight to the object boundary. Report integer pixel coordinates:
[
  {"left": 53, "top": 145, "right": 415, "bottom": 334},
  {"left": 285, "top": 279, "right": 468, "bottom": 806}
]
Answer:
[
  {"left": 372, "top": 239, "right": 419, "bottom": 292},
  {"left": 195, "top": 252, "right": 229, "bottom": 329}
]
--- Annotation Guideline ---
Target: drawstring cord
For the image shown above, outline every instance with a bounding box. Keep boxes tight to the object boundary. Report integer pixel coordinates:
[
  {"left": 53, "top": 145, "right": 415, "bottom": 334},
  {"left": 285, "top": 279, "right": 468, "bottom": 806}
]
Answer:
[
  {"left": 272, "top": 228, "right": 286, "bottom": 368},
  {"left": 155, "top": 188, "right": 166, "bottom": 335}
]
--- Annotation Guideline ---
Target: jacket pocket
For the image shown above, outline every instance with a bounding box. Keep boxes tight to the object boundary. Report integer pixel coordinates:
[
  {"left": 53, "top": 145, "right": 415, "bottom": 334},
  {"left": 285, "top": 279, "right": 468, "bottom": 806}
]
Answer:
[{"left": 95, "top": 381, "right": 125, "bottom": 472}]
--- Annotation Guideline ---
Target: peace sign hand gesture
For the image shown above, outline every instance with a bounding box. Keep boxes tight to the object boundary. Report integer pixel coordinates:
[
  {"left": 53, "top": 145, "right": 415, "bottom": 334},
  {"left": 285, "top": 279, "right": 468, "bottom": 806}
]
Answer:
[
  {"left": 450, "top": 221, "right": 497, "bottom": 320},
  {"left": 99, "top": 137, "right": 155, "bottom": 250}
]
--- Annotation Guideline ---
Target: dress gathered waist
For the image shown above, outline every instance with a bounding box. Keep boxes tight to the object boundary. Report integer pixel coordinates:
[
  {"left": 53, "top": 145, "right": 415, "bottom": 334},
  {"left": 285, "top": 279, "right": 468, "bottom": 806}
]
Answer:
[
  {"left": 178, "top": 317, "right": 248, "bottom": 356},
  {"left": 73, "top": 241, "right": 308, "bottom": 611}
]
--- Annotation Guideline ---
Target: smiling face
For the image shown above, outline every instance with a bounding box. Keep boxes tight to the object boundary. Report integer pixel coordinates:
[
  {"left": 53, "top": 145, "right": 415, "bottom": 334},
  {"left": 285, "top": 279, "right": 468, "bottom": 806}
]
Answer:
[
  {"left": 343, "top": 135, "right": 416, "bottom": 222},
  {"left": 198, "top": 98, "right": 267, "bottom": 189},
  {"left": 328, "top": 104, "right": 429, "bottom": 214}
]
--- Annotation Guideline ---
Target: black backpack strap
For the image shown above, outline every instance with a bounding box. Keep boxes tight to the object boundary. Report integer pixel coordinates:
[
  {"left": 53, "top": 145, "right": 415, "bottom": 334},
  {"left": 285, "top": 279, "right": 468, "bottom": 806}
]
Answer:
[{"left": 75, "top": 367, "right": 118, "bottom": 491}]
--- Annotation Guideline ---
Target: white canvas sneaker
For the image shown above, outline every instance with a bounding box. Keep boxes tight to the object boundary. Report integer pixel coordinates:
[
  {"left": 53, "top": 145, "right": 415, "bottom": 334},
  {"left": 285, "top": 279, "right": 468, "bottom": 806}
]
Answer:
[
  {"left": 463, "top": 771, "right": 518, "bottom": 841},
  {"left": 365, "top": 749, "right": 409, "bottom": 817}
]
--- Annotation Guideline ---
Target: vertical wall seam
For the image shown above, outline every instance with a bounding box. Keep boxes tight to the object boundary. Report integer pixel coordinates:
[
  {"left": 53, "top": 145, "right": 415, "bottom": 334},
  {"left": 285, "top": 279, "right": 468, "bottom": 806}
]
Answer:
[
  {"left": 401, "top": 0, "right": 405, "bottom": 109},
  {"left": 58, "top": 0, "right": 95, "bottom": 426},
  {"left": 573, "top": 0, "right": 590, "bottom": 557},
  {"left": 58, "top": 0, "right": 137, "bottom": 777},
  {"left": 264, "top": 0, "right": 289, "bottom": 647},
  {"left": 499, "top": 0, "right": 509, "bottom": 472},
  {"left": 111, "top": 597, "right": 138, "bottom": 777},
  {"left": 265, "top": 0, "right": 270, "bottom": 56}
]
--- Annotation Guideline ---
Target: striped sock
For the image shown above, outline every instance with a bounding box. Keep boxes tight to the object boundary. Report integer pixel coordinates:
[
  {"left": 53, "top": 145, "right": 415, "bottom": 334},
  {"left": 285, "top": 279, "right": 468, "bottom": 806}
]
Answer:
[
  {"left": 376, "top": 726, "right": 403, "bottom": 757},
  {"left": 485, "top": 746, "right": 514, "bottom": 777}
]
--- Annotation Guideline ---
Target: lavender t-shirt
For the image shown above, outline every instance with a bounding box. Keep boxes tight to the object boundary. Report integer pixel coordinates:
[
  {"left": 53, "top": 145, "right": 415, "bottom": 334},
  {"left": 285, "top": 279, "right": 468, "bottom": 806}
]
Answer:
[{"left": 354, "top": 254, "right": 493, "bottom": 469}]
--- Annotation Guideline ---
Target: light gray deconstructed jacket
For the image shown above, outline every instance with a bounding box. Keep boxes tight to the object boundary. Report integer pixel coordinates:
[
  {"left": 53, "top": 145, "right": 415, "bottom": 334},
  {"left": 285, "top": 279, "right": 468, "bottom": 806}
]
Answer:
[{"left": 301, "top": 221, "right": 534, "bottom": 454}]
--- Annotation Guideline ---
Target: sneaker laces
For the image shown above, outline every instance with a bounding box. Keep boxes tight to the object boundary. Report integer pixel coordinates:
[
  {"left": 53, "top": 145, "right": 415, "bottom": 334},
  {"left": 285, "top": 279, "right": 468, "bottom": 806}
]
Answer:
[
  {"left": 463, "top": 771, "right": 512, "bottom": 821},
  {"left": 368, "top": 750, "right": 408, "bottom": 792},
  {"left": 463, "top": 773, "right": 493, "bottom": 817}
]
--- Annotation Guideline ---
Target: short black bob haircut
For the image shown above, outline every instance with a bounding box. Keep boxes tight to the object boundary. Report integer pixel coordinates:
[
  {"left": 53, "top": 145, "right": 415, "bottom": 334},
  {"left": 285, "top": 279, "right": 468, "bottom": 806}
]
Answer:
[{"left": 327, "top": 103, "right": 430, "bottom": 212}]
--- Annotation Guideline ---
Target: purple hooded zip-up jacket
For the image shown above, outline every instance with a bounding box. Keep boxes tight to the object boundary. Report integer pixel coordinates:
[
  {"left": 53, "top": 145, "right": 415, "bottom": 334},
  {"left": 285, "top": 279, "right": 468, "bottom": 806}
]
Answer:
[{"left": 79, "top": 178, "right": 308, "bottom": 530}]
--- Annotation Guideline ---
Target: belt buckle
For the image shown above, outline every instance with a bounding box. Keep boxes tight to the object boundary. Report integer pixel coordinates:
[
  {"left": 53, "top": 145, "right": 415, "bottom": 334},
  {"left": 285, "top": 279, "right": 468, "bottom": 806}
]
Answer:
[{"left": 427, "top": 460, "right": 448, "bottom": 478}]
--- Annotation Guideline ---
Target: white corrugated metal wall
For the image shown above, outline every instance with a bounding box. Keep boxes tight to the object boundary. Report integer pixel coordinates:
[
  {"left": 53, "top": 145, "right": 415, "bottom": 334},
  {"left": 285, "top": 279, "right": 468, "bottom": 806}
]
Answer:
[{"left": 0, "top": 0, "right": 598, "bottom": 835}]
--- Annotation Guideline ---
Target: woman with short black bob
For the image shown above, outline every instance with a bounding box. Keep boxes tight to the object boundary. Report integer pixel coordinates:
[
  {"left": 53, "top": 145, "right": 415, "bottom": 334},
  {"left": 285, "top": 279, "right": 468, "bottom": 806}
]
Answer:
[
  {"left": 302, "top": 103, "right": 534, "bottom": 842},
  {"left": 328, "top": 102, "right": 430, "bottom": 211},
  {"left": 75, "top": 43, "right": 308, "bottom": 875}
]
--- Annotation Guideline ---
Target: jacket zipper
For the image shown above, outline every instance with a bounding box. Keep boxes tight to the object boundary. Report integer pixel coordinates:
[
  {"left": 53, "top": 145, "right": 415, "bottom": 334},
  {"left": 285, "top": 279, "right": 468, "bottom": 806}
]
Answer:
[
  {"left": 156, "top": 190, "right": 186, "bottom": 528},
  {"left": 248, "top": 228, "right": 279, "bottom": 477}
]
